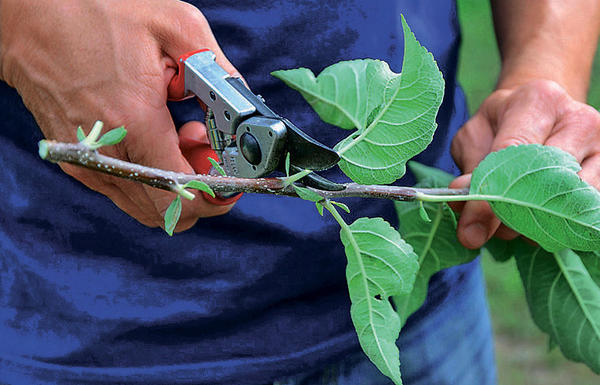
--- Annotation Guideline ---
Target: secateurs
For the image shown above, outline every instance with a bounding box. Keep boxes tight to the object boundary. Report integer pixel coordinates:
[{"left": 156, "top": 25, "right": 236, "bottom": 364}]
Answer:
[{"left": 170, "top": 49, "right": 343, "bottom": 191}]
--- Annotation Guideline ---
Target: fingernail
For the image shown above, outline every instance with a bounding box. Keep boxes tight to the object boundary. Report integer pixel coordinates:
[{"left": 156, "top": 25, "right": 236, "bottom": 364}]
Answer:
[{"left": 463, "top": 222, "right": 488, "bottom": 248}]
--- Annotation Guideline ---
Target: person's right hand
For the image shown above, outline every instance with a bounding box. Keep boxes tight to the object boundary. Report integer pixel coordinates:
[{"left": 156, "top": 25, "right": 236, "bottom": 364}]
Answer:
[{"left": 0, "top": 0, "right": 241, "bottom": 231}]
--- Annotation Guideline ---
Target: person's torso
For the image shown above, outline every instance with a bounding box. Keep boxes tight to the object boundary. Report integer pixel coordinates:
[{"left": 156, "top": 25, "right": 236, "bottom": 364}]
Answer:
[{"left": 0, "top": 1, "right": 471, "bottom": 384}]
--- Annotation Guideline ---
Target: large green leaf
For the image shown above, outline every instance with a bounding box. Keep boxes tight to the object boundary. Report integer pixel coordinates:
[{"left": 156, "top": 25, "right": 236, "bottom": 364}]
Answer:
[
  {"left": 272, "top": 16, "right": 444, "bottom": 185},
  {"left": 340, "top": 217, "right": 419, "bottom": 385},
  {"left": 481, "top": 237, "right": 515, "bottom": 263},
  {"left": 471, "top": 144, "right": 600, "bottom": 252},
  {"left": 407, "top": 161, "right": 454, "bottom": 187},
  {"left": 515, "top": 242, "right": 600, "bottom": 372},
  {"left": 582, "top": 251, "right": 600, "bottom": 287},
  {"left": 393, "top": 164, "right": 476, "bottom": 325},
  {"left": 394, "top": 201, "right": 478, "bottom": 326},
  {"left": 272, "top": 59, "right": 391, "bottom": 131}
]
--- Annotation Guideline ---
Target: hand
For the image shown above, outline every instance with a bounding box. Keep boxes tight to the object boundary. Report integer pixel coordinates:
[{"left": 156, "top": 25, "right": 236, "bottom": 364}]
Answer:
[
  {"left": 450, "top": 79, "right": 600, "bottom": 249},
  {"left": 0, "top": 0, "right": 241, "bottom": 231}
]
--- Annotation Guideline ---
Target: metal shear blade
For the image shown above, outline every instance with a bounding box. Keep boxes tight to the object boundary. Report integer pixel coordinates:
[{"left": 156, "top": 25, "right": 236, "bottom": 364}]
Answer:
[{"left": 172, "top": 50, "right": 344, "bottom": 191}]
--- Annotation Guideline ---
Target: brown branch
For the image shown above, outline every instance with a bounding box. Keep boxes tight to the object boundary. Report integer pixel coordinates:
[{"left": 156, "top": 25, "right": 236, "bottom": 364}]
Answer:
[{"left": 38, "top": 140, "right": 470, "bottom": 201}]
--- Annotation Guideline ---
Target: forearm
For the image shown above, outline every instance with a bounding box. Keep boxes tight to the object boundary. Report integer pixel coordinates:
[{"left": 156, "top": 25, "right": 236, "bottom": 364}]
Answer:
[{"left": 491, "top": 0, "right": 600, "bottom": 101}]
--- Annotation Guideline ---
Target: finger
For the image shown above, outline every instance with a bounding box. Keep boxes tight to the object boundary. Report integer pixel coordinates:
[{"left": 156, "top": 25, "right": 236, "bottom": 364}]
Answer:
[
  {"left": 580, "top": 154, "right": 600, "bottom": 191},
  {"left": 493, "top": 224, "right": 519, "bottom": 241},
  {"left": 449, "top": 173, "right": 501, "bottom": 248},
  {"left": 545, "top": 103, "right": 600, "bottom": 162},
  {"left": 489, "top": 86, "right": 561, "bottom": 152},
  {"left": 451, "top": 113, "right": 495, "bottom": 173},
  {"left": 123, "top": 105, "right": 231, "bottom": 226},
  {"left": 545, "top": 131, "right": 593, "bottom": 163},
  {"left": 178, "top": 120, "right": 209, "bottom": 144},
  {"left": 155, "top": 3, "right": 241, "bottom": 78},
  {"left": 457, "top": 200, "right": 501, "bottom": 249},
  {"left": 447, "top": 174, "right": 471, "bottom": 213}
]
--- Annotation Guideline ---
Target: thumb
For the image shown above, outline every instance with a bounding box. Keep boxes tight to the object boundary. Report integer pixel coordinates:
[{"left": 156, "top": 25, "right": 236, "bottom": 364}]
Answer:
[{"left": 450, "top": 173, "right": 501, "bottom": 249}]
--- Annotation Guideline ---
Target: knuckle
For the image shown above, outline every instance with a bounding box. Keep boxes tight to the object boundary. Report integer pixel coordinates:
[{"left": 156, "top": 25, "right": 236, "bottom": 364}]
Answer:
[
  {"left": 496, "top": 134, "right": 533, "bottom": 149},
  {"left": 171, "top": 2, "right": 208, "bottom": 32},
  {"left": 450, "top": 136, "right": 460, "bottom": 157},
  {"left": 174, "top": 1, "right": 206, "bottom": 21},
  {"left": 450, "top": 136, "right": 464, "bottom": 166},
  {"left": 525, "top": 79, "right": 566, "bottom": 99},
  {"left": 561, "top": 103, "right": 600, "bottom": 136},
  {"left": 578, "top": 104, "right": 600, "bottom": 129},
  {"left": 483, "top": 89, "right": 511, "bottom": 108}
]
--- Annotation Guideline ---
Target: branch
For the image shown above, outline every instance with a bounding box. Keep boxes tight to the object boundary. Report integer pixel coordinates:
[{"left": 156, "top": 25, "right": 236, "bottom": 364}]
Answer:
[{"left": 38, "top": 140, "right": 469, "bottom": 201}]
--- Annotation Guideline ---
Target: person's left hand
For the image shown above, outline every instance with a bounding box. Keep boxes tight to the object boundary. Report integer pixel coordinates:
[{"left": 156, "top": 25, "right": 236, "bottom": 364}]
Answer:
[{"left": 450, "top": 79, "right": 600, "bottom": 249}]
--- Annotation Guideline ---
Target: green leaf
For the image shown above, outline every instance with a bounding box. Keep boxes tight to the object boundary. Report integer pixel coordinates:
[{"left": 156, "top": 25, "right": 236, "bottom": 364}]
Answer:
[
  {"left": 96, "top": 126, "right": 127, "bottom": 147},
  {"left": 331, "top": 201, "right": 350, "bottom": 214},
  {"left": 340, "top": 217, "right": 419, "bottom": 385},
  {"left": 548, "top": 337, "right": 558, "bottom": 352},
  {"left": 285, "top": 152, "right": 291, "bottom": 177},
  {"left": 315, "top": 202, "right": 324, "bottom": 216},
  {"left": 418, "top": 201, "right": 431, "bottom": 222},
  {"left": 164, "top": 196, "right": 182, "bottom": 236},
  {"left": 273, "top": 16, "right": 444, "bottom": 185},
  {"left": 394, "top": 201, "right": 478, "bottom": 326},
  {"left": 515, "top": 242, "right": 600, "bottom": 372},
  {"left": 85, "top": 120, "right": 103, "bottom": 143},
  {"left": 283, "top": 169, "right": 312, "bottom": 188},
  {"left": 481, "top": 237, "right": 515, "bottom": 263},
  {"left": 183, "top": 180, "right": 215, "bottom": 198},
  {"left": 272, "top": 60, "right": 385, "bottom": 131},
  {"left": 76, "top": 126, "right": 86, "bottom": 142},
  {"left": 293, "top": 185, "right": 323, "bottom": 202},
  {"left": 407, "top": 161, "right": 454, "bottom": 187},
  {"left": 582, "top": 251, "right": 600, "bottom": 287},
  {"left": 471, "top": 144, "right": 600, "bottom": 252},
  {"left": 442, "top": 202, "right": 457, "bottom": 228},
  {"left": 208, "top": 157, "right": 226, "bottom": 176}
]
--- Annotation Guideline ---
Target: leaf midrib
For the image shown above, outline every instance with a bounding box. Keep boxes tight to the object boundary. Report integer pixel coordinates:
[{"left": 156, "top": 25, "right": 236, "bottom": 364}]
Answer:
[
  {"left": 553, "top": 249, "right": 600, "bottom": 345},
  {"left": 342, "top": 223, "right": 395, "bottom": 376},
  {"left": 337, "top": 73, "right": 405, "bottom": 156},
  {"left": 465, "top": 194, "right": 600, "bottom": 235},
  {"left": 418, "top": 204, "right": 443, "bottom": 265},
  {"left": 396, "top": 204, "right": 442, "bottom": 323}
]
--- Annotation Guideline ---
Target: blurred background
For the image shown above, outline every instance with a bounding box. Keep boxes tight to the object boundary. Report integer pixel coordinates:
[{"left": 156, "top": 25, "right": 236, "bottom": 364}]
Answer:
[{"left": 456, "top": 1, "right": 600, "bottom": 384}]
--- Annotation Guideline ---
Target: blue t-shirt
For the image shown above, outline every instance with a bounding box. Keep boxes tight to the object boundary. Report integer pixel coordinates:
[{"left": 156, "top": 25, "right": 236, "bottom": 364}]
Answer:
[{"left": 0, "top": 1, "right": 472, "bottom": 384}]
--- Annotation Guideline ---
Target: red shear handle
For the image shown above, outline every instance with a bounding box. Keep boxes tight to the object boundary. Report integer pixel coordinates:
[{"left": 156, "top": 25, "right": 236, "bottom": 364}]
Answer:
[
  {"left": 179, "top": 135, "right": 242, "bottom": 206},
  {"left": 168, "top": 49, "right": 211, "bottom": 101}
]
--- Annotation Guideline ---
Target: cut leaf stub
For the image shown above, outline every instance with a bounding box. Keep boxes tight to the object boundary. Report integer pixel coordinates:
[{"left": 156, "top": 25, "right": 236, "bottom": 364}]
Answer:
[
  {"left": 471, "top": 144, "right": 600, "bottom": 252},
  {"left": 273, "top": 16, "right": 444, "bottom": 186}
]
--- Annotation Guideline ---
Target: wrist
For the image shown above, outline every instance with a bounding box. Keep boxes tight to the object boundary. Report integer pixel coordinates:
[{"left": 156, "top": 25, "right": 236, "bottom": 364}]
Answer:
[
  {"left": 496, "top": 54, "right": 591, "bottom": 102},
  {"left": 491, "top": 1, "right": 600, "bottom": 103}
]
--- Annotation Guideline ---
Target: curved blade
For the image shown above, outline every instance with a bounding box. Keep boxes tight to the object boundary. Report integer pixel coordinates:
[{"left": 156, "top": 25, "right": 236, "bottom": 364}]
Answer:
[
  {"left": 225, "top": 77, "right": 338, "bottom": 171},
  {"left": 288, "top": 164, "right": 345, "bottom": 191},
  {"left": 282, "top": 118, "right": 340, "bottom": 171}
]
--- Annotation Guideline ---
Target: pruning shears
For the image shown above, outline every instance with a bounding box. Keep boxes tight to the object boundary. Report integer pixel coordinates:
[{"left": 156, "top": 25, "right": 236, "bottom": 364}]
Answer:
[{"left": 169, "top": 50, "right": 343, "bottom": 203}]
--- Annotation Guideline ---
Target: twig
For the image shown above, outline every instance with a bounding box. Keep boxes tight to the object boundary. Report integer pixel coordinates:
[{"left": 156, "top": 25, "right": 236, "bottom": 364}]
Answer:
[{"left": 38, "top": 141, "right": 470, "bottom": 201}]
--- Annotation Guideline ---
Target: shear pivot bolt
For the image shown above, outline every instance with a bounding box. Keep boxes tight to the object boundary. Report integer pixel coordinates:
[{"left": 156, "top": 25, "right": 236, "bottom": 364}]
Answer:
[{"left": 240, "top": 133, "right": 262, "bottom": 165}]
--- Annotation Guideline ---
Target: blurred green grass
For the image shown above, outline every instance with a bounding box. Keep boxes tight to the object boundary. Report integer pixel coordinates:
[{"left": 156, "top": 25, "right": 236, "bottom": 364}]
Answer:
[{"left": 456, "top": 1, "right": 600, "bottom": 384}]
